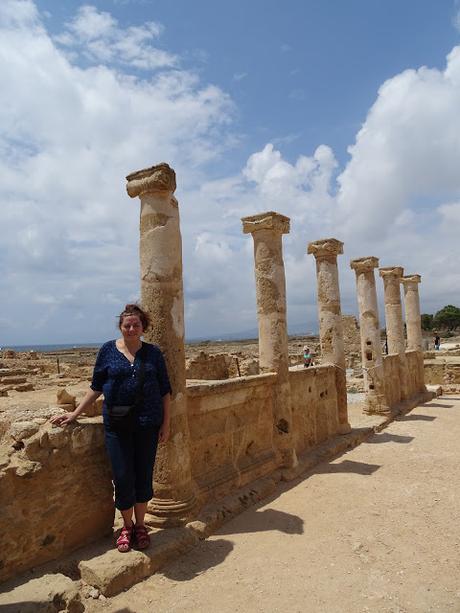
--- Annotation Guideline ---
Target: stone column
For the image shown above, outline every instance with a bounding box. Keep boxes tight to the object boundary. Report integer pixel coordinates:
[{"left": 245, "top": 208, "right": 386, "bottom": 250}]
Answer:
[
  {"left": 379, "top": 266, "right": 409, "bottom": 402},
  {"left": 126, "top": 163, "right": 196, "bottom": 526},
  {"left": 350, "top": 257, "right": 389, "bottom": 415},
  {"left": 401, "top": 275, "right": 423, "bottom": 351},
  {"left": 402, "top": 274, "right": 426, "bottom": 393},
  {"left": 242, "top": 211, "right": 297, "bottom": 468},
  {"left": 307, "top": 238, "right": 351, "bottom": 434}
]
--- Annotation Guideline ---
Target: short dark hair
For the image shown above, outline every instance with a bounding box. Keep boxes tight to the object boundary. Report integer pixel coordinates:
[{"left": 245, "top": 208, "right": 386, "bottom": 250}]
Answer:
[{"left": 118, "top": 303, "right": 150, "bottom": 330}]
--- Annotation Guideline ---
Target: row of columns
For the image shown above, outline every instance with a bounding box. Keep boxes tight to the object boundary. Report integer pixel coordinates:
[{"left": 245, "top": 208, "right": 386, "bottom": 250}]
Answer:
[
  {"left": 351, "top": 259, "right": 423, "bottom": 414},
  {"left": 125, "top": 162, "right": 424, "bottom": 526}
]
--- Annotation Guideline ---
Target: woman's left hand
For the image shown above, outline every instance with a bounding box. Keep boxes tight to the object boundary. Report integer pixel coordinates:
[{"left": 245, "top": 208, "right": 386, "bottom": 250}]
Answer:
[{"left": 159, "top": 421, "right": 170, "bottom": 444}]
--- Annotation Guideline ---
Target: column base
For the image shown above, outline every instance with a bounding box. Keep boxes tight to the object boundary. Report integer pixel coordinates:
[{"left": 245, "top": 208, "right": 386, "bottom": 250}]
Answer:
[
  {"left": 363, "top": 401, "right": 391, "bottom": 416},
  {"left": 337, "top": 422, "right": 352, "bottom": 435},
  {"left": 279, "top": 447, "right": 298, "bottom": 470},
  {"left": 146, "top": 494, "right": 198, "bottom": 528}
]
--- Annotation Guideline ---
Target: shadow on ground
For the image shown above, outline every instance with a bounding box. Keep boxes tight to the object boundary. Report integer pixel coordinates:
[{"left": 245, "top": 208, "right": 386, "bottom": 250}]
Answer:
[
  {"left": 366, "top": 432, "right": 414, "bottom": 444},
  {"left": 160, "top": 538, "right": 234, "bottom": 582},
  {"left": 313, "top": 459, "right": 380, "bottom": 476},
  {"left": 397, "top": 414, "right": 436, "bottom": 422},
  {"left": 217, "top": 508, "right": 304, "bottom": 536}
]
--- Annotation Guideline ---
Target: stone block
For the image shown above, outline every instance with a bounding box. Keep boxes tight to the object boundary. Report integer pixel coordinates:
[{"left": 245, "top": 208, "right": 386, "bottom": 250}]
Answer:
[
  {"left": 79, "top": 528, "right": 198, "bottom": 596},
  {"left": 14, "top": 383, "right": 34, "bottom": 392},
  {"left": 24, "top": 435, "right": 51, "bottom": 463},
  {"left": 0, "top": 376, "right": 26, "bottom": 385},
  {"left": 46, "top": 427, "right": 70, "bottom": 449},
  {"left": 83, "top": 396, "right": 103, "bottom": 417},
  {"left": 10, "top": 421, "right": 39, "bottom": 441},
  {"left": 56, "top": 388, "right": 76, "bottom": 407},
  {"left": 189, "top": 410, "right": 228, "bottom": 439},
  {"left": 191, "top": 432, "right": 232, "bottom": 473},
  {"left": 426, "top": 384, "right": 443, "bottom": 397},
  {"left": 0, "top": 573, "right": 83, "bottom": 612},
  {"left": 70, "top": 425, "right": 95, "bottom": 454}
]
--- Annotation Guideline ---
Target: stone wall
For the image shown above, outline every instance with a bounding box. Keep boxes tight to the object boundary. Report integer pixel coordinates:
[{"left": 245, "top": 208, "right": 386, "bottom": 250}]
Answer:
[
  {"left": 186, "top": 374, "right": 278, "bottom": 503},
  {"left": 185, "top": 365, "right": 343, "bottom": 503},
  {"left": 0, "top": 364, "right": 346, "bottom": 583},
  {"left": 342, "top": 315, "right": 361, "bottom": 354},
  {"left": 0, "top": 419, "right": 113, "bottom": 583},
  {"left": 424, "top": 360, "right": 460, "bottom": 385},
  {"left": 186, "top": 352, "right": 233, "bottom": 380},
  {"left": 406, "top": 350, "right": 424, "bottom": 396},
  {"left": 383, "top": 354, "right": 402, "bottom": 408},
  {"left": 383, "top": 350, "right": 426, "bottom": 412},
  {"left": 289, "top": 366, "right": 339, "bottom": 456}
]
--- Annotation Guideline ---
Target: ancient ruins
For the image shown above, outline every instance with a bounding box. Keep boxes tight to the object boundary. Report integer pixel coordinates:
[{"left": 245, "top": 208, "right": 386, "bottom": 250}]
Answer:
[{"left": 1, "top": 162, "right": 457, "bottom": 599}]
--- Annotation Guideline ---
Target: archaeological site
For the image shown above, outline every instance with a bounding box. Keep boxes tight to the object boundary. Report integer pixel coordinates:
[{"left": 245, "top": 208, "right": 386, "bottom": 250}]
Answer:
[{"left": 1, "top": 163, "right": 458, "bottom": 609}]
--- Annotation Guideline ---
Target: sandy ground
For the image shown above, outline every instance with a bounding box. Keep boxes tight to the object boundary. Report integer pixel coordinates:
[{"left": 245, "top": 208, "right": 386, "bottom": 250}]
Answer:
[{"left": 87, "top": 396, "right": 460, "bottom": 613}]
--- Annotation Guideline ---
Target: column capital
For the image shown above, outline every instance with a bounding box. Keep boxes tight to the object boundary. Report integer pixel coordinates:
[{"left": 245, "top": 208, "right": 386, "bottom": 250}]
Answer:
[
  {"left": 126, "top": 163, "right": 176, "bottom": 198},
  {"left": 350, "top": 256, "right": 380, "bottom": 273},
  {"left": 241, "top": 211, "right": 290, "bottom": 235},
  {"left": 379, "top": 266, "right": 404, "bottom": 280},
  {"left": 307, "top": 238, "right": 343, "bottom": 259},
  {"left": 401, "top": 274, "right": 421, "bottom": 286}
]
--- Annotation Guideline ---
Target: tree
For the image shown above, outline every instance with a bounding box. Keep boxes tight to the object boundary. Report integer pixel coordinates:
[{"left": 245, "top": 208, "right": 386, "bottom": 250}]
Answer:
[
  {"left": 433, "top": 305, "right": 460, "bottom": 332},
  {"left": 421, "top": 314, "right": 434, "bottom": 331}
]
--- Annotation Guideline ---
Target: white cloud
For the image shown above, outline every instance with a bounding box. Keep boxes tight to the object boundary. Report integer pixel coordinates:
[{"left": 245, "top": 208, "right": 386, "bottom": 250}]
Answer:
[
  {"left": 0, "top": 0, "right": 38, "bottom": 27},
  {"left": 337, "top": 49, "right": 460, "bottom": 240},
  {"left": 453, "top": 6, "right": 460, "bottom": 33},
  {"left": 2, "top": 0, "right": 460, "bottom": 345},
  {"left": 185, "top": 45, "right": 460, "bottom": 332},
  {"left": 0, "top": 1, "right": 233, "bottom": 344},
  {"left": 54, "top": 4, "right": 176, "bottom": 70}
]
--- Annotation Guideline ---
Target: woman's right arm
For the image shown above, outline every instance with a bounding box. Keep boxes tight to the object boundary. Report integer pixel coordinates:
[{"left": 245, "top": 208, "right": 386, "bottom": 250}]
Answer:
[{"left": 50, "top": 388, "right": 102, "bottom": 427}]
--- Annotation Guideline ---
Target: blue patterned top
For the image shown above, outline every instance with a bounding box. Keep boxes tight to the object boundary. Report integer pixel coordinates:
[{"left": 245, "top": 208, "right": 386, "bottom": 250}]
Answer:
[{"left": 90, "top": 340, "right": 172, "bottom": 427}]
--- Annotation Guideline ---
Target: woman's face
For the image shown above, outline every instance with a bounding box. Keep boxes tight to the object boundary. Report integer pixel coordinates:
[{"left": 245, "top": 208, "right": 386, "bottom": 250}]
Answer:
[{"left": 120, "top": 314, "right": 144, "bottom": 341}]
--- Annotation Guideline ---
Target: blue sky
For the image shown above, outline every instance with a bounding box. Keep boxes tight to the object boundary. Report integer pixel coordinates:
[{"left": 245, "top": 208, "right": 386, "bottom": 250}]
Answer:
[
  {"left": 38, "top": 0, "right": 460, "bottom": 170},
  {"left": 1, "top": 0, "right": 460, "bottom": 344}
]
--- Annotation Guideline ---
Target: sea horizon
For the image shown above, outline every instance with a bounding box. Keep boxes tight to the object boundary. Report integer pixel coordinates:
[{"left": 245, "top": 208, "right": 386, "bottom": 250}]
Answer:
[
  {"left": 1, "top": 325, "right": 316, "bottom": 353},
  {"left": 0, "top": 342, "right": 104, "bottom": 353}
]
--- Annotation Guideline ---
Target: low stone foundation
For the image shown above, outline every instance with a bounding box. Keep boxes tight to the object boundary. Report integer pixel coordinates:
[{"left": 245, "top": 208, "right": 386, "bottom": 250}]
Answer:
[
  {"left": 0, "top": 419, "right": 114, "bottom": 583},
  {"left": 424, "top": 360, "right": 460, "bottom": 385},
  {"left": 0, "top": 362, "right": 347, "bottom": 583}
]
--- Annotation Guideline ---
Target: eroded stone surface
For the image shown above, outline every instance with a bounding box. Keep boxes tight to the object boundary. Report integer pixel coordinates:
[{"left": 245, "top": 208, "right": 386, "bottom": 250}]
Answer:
[
  {"left": 242, "top": 211, "right": 296, "bottom": 468},
  {"left": 127, "top": 164, "right": 196, "bottom": 526},
  {"left": 350, "top": 257, "right": 388, "bottom": 415},
  {"left": 308, "top": 238, "right": 350, "bottom": 434},
  {"left": 0, "top": 573, "right": 83, "bottom": 612}
]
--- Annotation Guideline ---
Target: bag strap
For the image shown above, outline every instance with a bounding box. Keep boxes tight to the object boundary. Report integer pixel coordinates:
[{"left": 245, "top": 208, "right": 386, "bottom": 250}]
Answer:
[{"left": 132, "top": 344, "right": 146, "bottom": 409}]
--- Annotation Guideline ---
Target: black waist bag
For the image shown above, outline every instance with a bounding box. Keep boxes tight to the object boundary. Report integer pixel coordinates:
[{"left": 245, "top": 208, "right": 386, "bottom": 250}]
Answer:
[{"left": 108, "top": 346, "right": 146, "bottom": 430}]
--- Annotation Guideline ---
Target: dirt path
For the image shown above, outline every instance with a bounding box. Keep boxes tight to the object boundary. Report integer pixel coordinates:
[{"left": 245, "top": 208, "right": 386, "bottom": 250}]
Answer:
[{"left": 90, "top": 397, "right": 460, "bottom": 613}]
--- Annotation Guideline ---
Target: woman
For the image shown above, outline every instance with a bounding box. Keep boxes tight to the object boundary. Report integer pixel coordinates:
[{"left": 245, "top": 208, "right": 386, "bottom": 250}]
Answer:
[
  {"left": 303, "top": 345, "right": 313, "bottom": 367},
  {"left": 51, "top": 304, "right": 171, "bottom": 553}
]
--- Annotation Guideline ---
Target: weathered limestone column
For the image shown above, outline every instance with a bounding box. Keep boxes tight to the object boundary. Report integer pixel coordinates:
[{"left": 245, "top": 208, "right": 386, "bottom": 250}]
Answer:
[
  {"left": 307, "top": 238, "right": 351, "bottom": 434},
  {"left": 401, "top": 275, "right": 423, "bottom": 351},
  {"left": 126, "top": 163, "right": 196, "bottom": 526},
  {"left": 350, "top": 257, "right": 389, "bottom": 415},
  {"left": 379, "top": 266, "right": 409, "bottom": 402},
  {"left": 242, "top": 211, "right": 297, "bottom": 468},
  {"left": 402, "top": 274, "right": 426, "bottom": 393}
]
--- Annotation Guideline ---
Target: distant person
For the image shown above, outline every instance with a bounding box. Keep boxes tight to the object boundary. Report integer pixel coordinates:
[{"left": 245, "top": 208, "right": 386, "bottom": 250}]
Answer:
[
  {"left": 434, "top": 334, "right": 441, "bottom": 351},
  {"left": 51, "top": 304, "right": 172, "bottom": 553},
  {"left": 303, "top": 345, "right": 313, "bottom": 367}
]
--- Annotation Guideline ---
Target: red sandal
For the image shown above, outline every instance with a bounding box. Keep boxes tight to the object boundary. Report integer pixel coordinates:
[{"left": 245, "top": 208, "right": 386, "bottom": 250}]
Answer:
[
  {"left": 116, "top": 524, "right": 133, "bottom": 553},
  {"left": 134, "top": 524, "right": 150, "bottom": 550}
]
